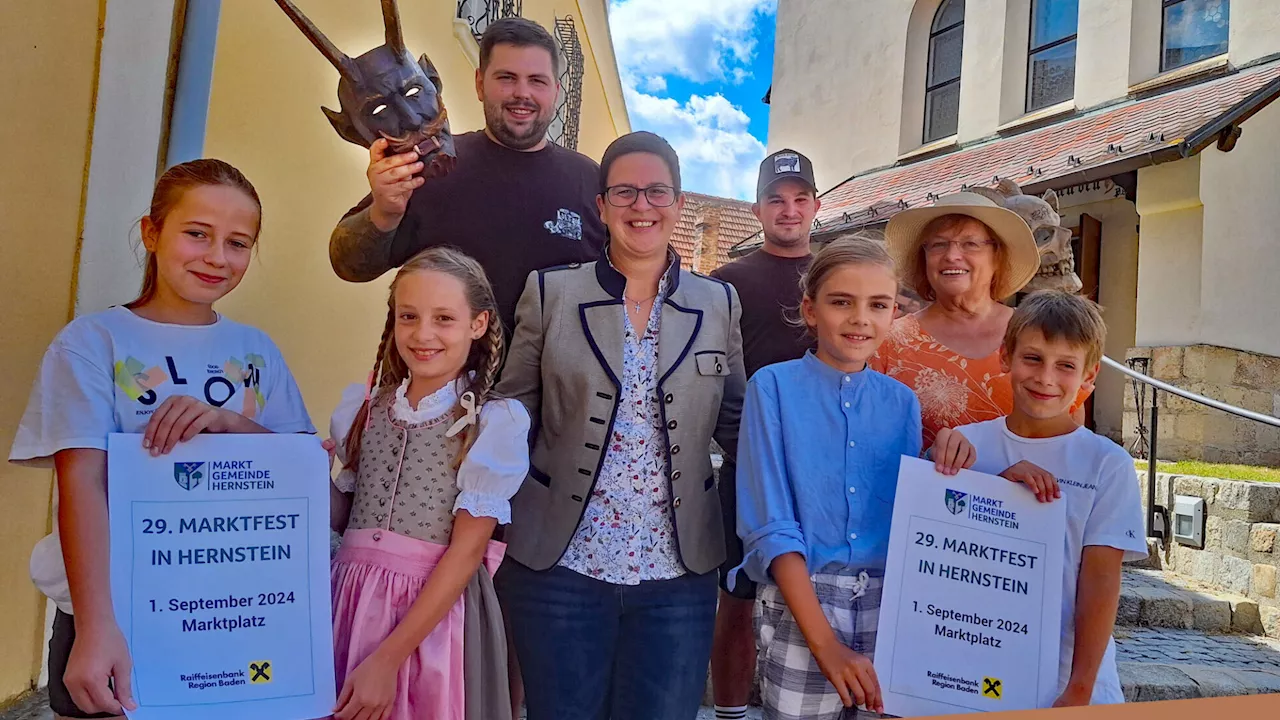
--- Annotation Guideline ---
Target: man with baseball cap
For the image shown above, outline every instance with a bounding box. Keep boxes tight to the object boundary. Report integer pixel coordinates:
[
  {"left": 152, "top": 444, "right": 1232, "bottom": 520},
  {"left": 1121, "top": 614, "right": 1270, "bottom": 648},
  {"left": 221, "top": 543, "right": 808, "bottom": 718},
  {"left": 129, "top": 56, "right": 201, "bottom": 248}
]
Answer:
[{"left": 707, "top": 148, "right": 821, "bottom": 720}]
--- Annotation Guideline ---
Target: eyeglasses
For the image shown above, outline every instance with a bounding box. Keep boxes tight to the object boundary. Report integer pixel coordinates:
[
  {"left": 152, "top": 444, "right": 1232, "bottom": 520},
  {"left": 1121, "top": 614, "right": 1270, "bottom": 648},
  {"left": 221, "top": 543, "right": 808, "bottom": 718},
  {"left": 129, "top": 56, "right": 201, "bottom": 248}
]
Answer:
[
  {"left": 923, "top": 239, "right": 996, "bottom": 256},
  {"left": 604, "top": 184, "right": 678, "bottom": 208}
]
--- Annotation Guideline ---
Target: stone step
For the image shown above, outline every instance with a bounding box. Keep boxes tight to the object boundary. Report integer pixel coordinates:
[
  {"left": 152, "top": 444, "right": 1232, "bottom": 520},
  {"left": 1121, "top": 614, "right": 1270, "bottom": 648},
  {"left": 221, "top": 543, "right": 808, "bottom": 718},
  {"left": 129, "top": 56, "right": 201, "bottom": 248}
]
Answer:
[
  {"left": 1118, "top": 662, "right": 1280, "bottom": 702},
  {"left": 1119, "top": 568, "right": 1264, "bottom": 634}
]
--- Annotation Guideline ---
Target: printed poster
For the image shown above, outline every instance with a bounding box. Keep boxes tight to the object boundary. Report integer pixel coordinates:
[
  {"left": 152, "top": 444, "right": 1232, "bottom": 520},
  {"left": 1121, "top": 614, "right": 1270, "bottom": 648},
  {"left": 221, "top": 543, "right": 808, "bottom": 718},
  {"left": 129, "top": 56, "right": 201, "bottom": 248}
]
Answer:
[
  {"left": 875, "top": 457, "right": 1066, "bottom": 715},
  {"left": 108, "top": 433, "right": 335, "bottom": 720}
]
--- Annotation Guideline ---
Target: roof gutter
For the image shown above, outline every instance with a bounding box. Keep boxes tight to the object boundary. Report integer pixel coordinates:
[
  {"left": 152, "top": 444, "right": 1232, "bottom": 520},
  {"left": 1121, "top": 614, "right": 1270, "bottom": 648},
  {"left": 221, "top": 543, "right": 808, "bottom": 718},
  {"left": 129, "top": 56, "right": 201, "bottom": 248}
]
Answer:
[
  {"left": 1180, "top": 72, "right": 1280, "bottom": 154},
  {"left": 1020, "top": 146, "right": 1182, "bottom": 196},
  {"left": 737, "top": 69, "right": 1280, "bottom": 258},
  {"left": 728, "top": 231, "right": 763, "bottom": 257}
]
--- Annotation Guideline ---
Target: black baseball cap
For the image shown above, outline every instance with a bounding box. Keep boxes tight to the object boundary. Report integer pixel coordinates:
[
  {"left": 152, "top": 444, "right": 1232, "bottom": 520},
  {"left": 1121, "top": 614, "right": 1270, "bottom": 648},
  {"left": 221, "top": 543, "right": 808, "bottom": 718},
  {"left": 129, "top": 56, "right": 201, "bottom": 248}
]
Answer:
[{"left": 756, "top": 148, "right": 816, "bottom": 199}]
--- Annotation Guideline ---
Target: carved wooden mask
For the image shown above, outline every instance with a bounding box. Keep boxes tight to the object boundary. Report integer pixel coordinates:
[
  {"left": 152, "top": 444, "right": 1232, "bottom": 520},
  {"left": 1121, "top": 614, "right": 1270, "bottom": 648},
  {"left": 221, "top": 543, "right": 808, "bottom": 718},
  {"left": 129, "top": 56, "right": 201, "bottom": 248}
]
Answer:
[{"left": 274, "top": 0, "right": 456, "bottom": 177}]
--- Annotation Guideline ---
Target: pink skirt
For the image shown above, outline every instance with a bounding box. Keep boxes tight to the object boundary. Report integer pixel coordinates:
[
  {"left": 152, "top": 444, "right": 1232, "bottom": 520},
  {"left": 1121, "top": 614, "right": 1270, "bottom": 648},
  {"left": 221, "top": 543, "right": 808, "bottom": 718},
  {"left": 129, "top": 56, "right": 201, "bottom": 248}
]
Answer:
[{"left": 331, "top": 528, "right": 506, "bottom": 720}]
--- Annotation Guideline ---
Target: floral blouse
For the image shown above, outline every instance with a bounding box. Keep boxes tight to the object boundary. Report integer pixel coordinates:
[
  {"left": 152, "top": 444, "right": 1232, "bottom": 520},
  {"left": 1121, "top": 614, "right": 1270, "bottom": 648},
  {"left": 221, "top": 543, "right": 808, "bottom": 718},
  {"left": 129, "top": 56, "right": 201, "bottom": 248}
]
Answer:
[
  {"left": 871, "top": 314, "right": 1087, "bottom": 451},
  {"left": 559, "top": 274, "right": 684, "bottom": 585}
]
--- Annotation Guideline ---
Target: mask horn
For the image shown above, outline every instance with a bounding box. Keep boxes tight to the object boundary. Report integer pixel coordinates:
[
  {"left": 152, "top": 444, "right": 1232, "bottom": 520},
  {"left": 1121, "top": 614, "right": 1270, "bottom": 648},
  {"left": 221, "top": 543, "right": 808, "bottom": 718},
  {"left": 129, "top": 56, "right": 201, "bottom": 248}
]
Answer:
[
  {"left": 381, "top": 0, "right": 407, "bottom": 55},
  {"left": 273, "top": 0, "right": 357, "bottom": 80}
]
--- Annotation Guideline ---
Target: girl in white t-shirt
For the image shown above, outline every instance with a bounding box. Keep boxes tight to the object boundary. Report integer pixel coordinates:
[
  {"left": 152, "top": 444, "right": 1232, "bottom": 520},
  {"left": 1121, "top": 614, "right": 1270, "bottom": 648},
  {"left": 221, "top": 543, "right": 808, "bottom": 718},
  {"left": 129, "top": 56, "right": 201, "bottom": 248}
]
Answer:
[{"left": 9, "top": 159, "right": 314, "bottom": 720}]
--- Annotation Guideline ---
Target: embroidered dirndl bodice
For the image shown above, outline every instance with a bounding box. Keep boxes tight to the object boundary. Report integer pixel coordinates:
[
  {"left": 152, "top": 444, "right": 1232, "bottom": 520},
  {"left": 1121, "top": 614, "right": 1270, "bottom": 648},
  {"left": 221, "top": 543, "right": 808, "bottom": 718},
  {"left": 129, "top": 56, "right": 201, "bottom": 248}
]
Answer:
[{"left": 347, "top": 392, "right": 465, "bottom": 544}]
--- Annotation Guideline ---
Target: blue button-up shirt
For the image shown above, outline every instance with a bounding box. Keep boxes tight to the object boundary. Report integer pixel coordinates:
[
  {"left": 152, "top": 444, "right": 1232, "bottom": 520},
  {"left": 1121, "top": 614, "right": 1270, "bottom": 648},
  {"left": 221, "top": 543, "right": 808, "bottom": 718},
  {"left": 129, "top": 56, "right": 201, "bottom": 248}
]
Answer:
[{"left": 734, "top": 352, "right": 922, "bottom": 586}]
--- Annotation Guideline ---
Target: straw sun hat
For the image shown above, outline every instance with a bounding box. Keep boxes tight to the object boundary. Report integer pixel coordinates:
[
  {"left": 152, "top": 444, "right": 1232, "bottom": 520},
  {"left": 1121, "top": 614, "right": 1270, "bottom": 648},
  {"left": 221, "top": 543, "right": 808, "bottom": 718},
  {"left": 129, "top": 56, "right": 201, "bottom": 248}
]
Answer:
[{"left": 884, "top": 192, "right": 1040, "bottom": 300}]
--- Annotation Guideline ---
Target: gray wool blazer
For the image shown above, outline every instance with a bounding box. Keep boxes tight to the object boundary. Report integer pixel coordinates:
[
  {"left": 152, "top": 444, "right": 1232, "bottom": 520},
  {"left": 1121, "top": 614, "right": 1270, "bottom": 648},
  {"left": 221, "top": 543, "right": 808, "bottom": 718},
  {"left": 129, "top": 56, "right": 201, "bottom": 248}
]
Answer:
[{"left": 496, "top": 251, "right": 746, "bottom": 575}]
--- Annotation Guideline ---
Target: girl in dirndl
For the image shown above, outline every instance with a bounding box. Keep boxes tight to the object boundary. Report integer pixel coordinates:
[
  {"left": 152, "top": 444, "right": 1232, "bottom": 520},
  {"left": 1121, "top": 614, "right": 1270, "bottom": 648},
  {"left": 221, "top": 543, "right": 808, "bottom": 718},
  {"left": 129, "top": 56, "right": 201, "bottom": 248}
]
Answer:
[{"left": 327, "top": 246, "right": 529, "bottom": 720}]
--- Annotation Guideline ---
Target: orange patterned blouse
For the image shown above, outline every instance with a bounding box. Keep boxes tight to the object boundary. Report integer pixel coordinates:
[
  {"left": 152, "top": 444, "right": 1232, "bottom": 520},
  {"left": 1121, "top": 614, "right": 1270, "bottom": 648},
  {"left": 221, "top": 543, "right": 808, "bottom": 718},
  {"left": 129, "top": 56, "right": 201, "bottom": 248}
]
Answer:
[{"left": 870, "top": 314, "right": 1086, "bottom": 450}]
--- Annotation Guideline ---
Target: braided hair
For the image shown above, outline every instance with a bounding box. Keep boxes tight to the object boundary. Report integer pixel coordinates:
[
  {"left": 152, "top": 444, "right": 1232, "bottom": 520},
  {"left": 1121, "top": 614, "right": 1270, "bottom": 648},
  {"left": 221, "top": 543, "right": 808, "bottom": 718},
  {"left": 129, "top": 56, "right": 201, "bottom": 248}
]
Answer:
[{"left": 343, "top": 246, "right": 505, "bottom": 476}]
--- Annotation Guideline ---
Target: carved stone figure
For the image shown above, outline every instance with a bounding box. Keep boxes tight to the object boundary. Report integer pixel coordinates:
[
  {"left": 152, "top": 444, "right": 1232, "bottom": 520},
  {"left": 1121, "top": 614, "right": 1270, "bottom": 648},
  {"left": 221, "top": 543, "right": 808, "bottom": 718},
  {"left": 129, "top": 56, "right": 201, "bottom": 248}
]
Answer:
[
  {"left": 972, "top": 178, "right": 1082, "bottom": 294},
  {"left": 274, "top": 0, "right": 456, "bottom": 178}
]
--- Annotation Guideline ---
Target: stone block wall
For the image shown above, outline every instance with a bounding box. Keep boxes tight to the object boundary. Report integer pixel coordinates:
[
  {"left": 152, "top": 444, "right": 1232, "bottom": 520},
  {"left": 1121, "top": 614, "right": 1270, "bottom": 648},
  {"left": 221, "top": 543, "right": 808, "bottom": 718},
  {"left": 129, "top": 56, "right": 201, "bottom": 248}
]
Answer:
[
  {"left": 1123, "top": 345, "right": 1280, "bottom": 465},
  {"left": 1138, "top": 470, "right": 1280, "bottom": 637}
]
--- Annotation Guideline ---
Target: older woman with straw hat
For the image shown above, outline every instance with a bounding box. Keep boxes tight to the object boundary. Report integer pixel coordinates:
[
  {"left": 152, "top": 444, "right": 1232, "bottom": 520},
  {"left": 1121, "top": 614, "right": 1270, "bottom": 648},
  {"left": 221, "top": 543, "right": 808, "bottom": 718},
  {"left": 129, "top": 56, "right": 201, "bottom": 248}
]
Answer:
[{"left": 871, "top": 192, "right": 1088, "bottom": 450}]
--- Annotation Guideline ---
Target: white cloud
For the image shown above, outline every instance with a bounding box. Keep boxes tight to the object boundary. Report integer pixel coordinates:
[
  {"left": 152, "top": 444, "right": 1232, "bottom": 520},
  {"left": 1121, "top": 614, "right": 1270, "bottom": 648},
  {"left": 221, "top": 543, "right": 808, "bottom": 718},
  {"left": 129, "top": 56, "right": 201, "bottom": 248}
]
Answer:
[
  {"left": 608, "top": 0, "right": 774, "bottom": 200},
  {"left": 608, "top": 0, "right": 776, "bottom": 83},
  {"left": 624, "top": 86, "right": 766, "bottom": 201},
  {"left": 641, "top": 75, "right": 667, "bottom": 93}
]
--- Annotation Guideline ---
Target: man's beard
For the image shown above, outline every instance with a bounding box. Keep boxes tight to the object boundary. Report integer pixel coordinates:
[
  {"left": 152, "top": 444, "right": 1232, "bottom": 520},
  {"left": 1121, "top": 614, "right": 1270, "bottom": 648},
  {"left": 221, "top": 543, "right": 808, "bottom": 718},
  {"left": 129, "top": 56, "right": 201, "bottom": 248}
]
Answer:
[
  {"left": 484, "top": 97, "right": 553, "bottom": 150},
  {"left": 765, "top": 227, "right": 810, "bottom": 248}
]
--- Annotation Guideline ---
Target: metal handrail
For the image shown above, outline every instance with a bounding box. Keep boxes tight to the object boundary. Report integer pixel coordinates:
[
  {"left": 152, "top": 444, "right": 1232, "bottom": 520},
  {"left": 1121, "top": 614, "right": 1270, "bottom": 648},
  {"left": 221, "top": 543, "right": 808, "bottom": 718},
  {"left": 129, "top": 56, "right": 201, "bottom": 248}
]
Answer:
[
  {"left": 1101, "top": 356, "right": 1280, "bottom": 427},
  {"left": 1100, "top": 354, "right": 1280, "bottom": 539}
]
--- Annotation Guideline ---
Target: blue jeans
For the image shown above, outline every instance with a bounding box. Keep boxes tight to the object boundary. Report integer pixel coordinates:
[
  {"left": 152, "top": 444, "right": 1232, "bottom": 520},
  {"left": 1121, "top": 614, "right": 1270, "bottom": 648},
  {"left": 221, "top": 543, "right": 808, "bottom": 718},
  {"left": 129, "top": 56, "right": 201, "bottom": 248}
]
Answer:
[{"left": 496, "top": 560, "right": 718, "bottom": 720}]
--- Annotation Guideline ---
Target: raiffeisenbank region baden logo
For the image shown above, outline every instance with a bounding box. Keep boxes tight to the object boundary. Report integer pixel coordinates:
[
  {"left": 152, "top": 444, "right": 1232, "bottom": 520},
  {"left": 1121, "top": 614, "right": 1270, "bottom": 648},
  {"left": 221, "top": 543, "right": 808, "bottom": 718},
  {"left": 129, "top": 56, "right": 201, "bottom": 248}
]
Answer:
[
  {"left": 945, "top": 489, "right": 967, "bottom": 515},
  {"left": 174, "top": 462, "right": 205, "bottom": 491}
]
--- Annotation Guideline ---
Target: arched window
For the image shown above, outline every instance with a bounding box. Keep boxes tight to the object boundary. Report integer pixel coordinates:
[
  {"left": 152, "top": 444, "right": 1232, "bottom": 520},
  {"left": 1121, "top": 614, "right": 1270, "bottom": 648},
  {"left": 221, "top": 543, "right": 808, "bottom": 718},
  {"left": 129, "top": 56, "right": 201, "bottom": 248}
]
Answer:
[
  {"left": 1161, "top": 0, "right": 1230, "bottom": 72},
  {"left": 1027, "top": 0, "right": 1078, "bottom": 112},
  {"left": 925, "top": 0, "right": 964, "bottom": 142}
]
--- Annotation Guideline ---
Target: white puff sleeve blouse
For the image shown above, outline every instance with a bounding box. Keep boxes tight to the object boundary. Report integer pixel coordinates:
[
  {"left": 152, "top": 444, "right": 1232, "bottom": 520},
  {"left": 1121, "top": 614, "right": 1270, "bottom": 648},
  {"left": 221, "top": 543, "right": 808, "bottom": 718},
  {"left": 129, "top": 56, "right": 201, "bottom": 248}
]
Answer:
[{"left": 327, "top": 378, "right": 530, "bottom": 524}]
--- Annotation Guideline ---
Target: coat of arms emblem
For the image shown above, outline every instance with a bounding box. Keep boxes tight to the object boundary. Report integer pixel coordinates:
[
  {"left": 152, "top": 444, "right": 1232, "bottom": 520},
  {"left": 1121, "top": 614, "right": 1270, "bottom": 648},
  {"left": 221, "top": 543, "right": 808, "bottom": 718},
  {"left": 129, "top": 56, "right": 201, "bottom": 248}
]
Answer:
[{"left": 174, "top": 462, "right": 205, "bottom": 491}]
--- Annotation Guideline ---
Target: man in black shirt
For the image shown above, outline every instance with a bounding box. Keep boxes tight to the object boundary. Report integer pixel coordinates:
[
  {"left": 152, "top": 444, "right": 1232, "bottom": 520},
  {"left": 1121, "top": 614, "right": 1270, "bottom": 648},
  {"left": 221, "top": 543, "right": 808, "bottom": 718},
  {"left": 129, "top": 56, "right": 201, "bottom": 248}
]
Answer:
[
  {"left": 711, "top": 151, "right": 820, "bottom": 378},
  {"left": 328, "top": 19, "right": 601, "bottom": 719},
  {"left": 706, "top": 149, "right": 821, "bottom": 720},
  {"left": 329, "top": 18, "right": 606, "bottom": 336}
]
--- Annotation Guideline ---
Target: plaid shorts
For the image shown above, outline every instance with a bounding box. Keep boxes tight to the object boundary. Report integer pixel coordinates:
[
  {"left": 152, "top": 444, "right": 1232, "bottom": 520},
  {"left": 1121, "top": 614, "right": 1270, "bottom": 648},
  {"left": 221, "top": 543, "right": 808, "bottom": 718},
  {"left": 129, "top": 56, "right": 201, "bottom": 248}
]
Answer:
[{"left": 754, "top": 569, "right": 888, "bottom": 720}]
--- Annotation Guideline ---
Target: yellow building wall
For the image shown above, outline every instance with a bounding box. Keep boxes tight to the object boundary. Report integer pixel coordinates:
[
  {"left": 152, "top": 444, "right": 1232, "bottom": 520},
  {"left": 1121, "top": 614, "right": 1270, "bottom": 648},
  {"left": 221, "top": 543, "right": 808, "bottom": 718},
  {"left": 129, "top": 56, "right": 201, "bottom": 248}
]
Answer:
[
  {"left": 566, "top": 0, "right": 632, "bottom": 142},
  {"left": 770, "top": 0, "right": 914, "bottom": 191},
  {"left": 526, "top": 0, "right": 633, "bottom": 150},
  {"left": 1136, "top": 106, "right": 1280, "bottom": 360},
  {"left": 1198, "top": 99, "right": 1280, "bottom": 358},
  {"left": 1135, "top": 157, "right": 1205, "bottom": 349},
  {"left": 0, "top": 0, "right": 104, "bottom": 702},
  {"left": 206, "top": 0, "right": 627, "bottom": 439}
]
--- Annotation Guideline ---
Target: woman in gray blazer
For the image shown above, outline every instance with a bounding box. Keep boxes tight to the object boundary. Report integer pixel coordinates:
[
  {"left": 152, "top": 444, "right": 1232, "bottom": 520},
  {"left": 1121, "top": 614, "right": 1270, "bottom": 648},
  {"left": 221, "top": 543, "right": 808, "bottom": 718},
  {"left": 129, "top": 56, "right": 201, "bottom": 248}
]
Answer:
[{"left": 495, "top": 132, "right": 746, "bottom": 719}]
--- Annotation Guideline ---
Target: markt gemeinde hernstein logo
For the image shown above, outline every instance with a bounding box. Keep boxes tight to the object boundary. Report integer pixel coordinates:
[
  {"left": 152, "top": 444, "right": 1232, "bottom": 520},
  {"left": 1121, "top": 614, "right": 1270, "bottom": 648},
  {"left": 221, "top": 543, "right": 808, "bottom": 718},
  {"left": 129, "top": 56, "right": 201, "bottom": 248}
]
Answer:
[
  {"left": 174, "top": 462, "right": 205, "bottom": 491},
  {"left": 945, "top": 489, "right": 967, "bottom": 515}
]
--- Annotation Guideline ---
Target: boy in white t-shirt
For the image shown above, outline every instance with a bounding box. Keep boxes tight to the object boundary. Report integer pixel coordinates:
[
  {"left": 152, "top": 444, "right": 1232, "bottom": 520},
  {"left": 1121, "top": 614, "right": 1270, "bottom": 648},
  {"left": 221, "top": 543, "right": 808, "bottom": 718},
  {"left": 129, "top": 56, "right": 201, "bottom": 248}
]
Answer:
[{"left": 955, "top": 290, "right": 1147, "bottom": 707}]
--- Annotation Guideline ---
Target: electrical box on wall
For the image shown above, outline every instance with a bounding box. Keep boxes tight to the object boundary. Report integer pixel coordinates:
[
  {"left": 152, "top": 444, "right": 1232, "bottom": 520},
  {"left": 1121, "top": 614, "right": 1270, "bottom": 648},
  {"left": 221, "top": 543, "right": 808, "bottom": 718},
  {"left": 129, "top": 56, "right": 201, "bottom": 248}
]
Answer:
[{"left": 1172, "top": 495, "right": 1205, "bottom": 548}]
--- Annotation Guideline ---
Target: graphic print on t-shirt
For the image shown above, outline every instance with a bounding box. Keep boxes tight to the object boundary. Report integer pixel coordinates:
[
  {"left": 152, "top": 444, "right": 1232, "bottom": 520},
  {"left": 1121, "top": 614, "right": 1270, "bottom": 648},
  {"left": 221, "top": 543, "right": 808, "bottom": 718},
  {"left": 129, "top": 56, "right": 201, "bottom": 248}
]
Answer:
[
  {"left": 114, "top": 357, "right": 167, "bottom": 402},
  {"left": 114, "top": 353, "right": 268, "bottom": 419},
  {"left": 543, "top": 208, "right": 583, "bottom": 240}
]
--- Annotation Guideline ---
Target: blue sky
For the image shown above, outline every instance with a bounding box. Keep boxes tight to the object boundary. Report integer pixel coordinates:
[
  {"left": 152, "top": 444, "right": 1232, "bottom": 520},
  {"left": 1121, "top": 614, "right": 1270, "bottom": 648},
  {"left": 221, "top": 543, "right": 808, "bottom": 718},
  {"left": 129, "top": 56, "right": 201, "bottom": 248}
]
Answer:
[{"left": 607, "top": 0, "right": 777, "bottom": 200}]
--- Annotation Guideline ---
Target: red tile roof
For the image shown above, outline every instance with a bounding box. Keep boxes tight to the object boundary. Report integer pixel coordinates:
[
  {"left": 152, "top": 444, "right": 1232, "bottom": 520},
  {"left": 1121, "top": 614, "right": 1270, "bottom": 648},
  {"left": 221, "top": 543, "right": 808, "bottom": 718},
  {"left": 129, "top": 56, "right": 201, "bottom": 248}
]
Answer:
[
  {"left": 671, "top": 192, "right": 763, "bottom": 272},
  {"left": 812, "top": 60, "right": 1280, "bottom": 236}
]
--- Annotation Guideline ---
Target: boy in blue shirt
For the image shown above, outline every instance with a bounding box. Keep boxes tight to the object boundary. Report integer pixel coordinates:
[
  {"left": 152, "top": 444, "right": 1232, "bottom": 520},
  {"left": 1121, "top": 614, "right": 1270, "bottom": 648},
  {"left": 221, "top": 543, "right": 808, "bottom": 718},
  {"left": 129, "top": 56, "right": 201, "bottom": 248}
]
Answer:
[
  {"left": 734, "top": 236, "right": 974, "bottom": 719},
  {"left": 955, "top": 290, "right": 1147, "bottom": 706}
]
